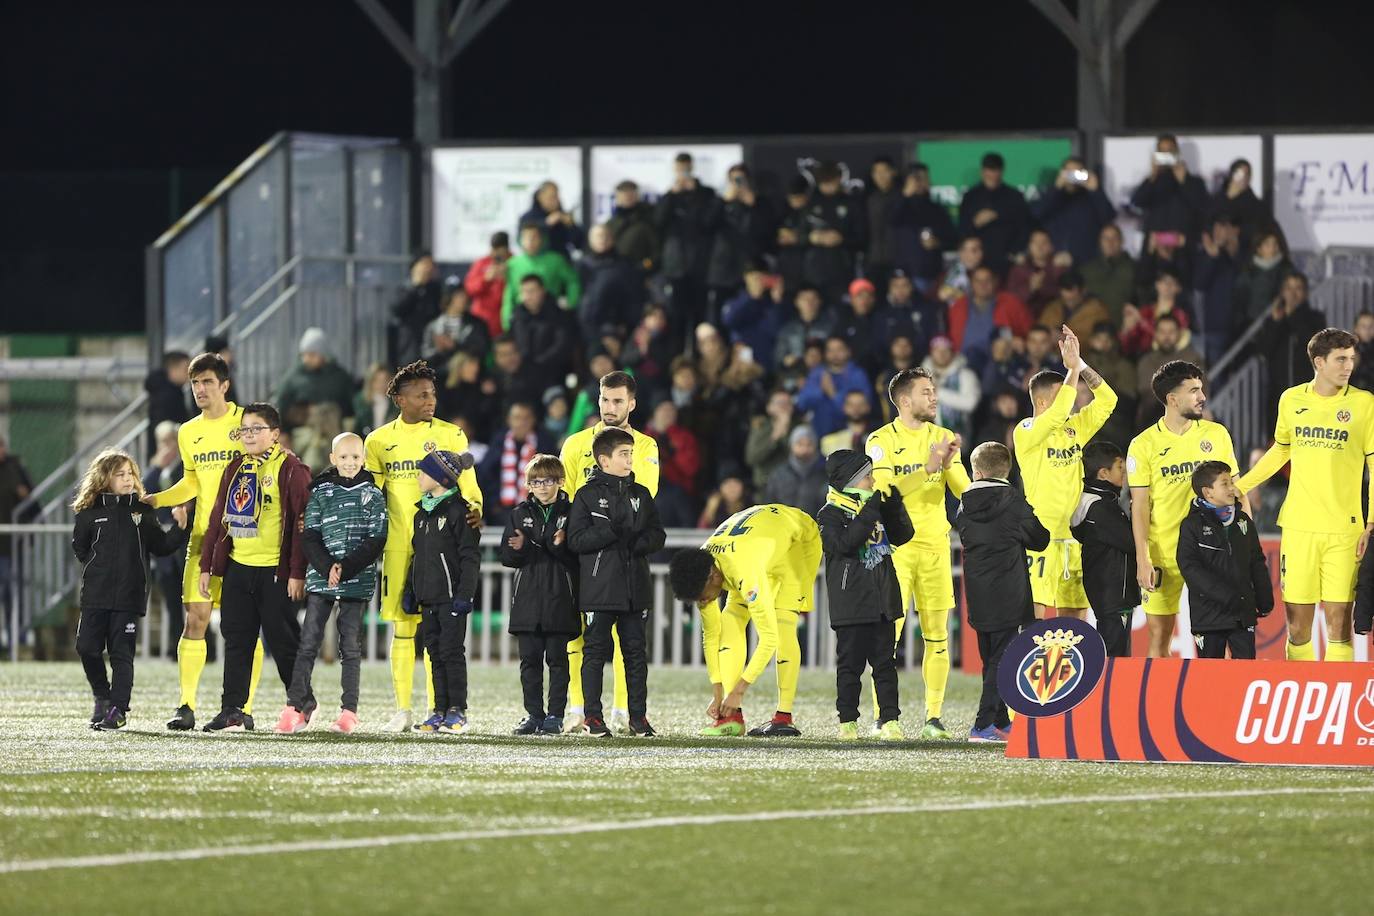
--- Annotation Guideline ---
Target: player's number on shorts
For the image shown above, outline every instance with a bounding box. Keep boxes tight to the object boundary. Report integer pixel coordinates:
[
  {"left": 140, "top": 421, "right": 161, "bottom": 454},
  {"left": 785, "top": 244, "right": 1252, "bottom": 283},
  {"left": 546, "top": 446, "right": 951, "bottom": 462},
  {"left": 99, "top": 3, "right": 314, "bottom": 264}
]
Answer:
[{"left": 1026, "top": 555, "right": 1045, "bottom": 577}]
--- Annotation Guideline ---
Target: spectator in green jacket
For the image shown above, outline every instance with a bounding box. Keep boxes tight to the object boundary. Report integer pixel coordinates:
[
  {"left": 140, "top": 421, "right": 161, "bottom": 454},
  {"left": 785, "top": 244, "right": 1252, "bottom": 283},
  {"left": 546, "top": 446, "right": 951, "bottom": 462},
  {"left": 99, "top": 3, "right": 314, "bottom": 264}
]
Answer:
[
  {"left": 1079, "top": 223, "right": 1136, "bottom": 327},
  {"left": 273, "top": 327, "right": 358, "bottom": 432},
  {"left": 501, "top": 223, "right": 581, "bottom": 330}
]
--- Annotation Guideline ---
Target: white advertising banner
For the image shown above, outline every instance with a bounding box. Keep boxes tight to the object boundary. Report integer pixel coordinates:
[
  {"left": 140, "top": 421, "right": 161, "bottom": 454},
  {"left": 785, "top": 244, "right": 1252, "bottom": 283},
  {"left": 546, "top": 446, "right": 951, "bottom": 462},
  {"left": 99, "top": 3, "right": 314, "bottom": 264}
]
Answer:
[
  {"left": 589, "top": 144, "right": 743, "bottom": 222},
  {"left": 431, "top": 146, "right": 583, "bottom": 263},
  {"left": 1102, "top": 134, "right": 1263, "bottom": 253},
  {"left": 1274, "top": 133, "right": 1374, "bottom": 250}
]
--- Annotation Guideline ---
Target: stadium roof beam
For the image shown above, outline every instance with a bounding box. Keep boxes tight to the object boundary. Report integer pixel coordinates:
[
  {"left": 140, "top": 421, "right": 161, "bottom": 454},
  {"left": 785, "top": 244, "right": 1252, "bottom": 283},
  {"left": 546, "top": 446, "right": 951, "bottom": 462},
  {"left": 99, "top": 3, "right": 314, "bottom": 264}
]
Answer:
[
  {"left": 354, "top": 0, "right": 512, "bottom": 144},
  {"left": 1029, "top": 0, "right": 1160, "bottom": 136}
]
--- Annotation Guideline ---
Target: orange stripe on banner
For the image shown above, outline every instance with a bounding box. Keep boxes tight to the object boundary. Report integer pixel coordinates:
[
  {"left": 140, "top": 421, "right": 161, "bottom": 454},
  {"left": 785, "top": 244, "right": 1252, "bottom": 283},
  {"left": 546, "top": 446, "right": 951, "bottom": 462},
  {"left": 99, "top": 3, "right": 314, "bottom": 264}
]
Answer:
[
  {"left": 1106, "top": 660, "right": 1145, "bottom": 761},
  {"left": 1036, "top": 711, "right": 1068, "bottom": 758},
  {"left": 1070, "top": 682, "right": 1106, "bottom": 761},
  {"left": 1143, "top": 660, "right": 1187, "bottom": 761}
]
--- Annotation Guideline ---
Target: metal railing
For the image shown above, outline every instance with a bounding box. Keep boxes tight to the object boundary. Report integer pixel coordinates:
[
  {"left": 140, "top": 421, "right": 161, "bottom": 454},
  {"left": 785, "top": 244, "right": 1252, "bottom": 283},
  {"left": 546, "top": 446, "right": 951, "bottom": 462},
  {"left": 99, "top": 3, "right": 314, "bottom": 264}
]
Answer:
[{"left": 3, "top": 524, "right": 960, "bottom": 671}]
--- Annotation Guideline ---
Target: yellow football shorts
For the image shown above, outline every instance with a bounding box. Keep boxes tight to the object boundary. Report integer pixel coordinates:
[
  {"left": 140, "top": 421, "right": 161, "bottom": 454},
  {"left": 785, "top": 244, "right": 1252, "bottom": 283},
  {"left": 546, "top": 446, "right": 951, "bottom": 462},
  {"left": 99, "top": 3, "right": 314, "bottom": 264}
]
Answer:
[
  {"left": 892, "top": 541, "right": 956, "bottom": 613},
  {"left": 1027, "top": 539, "right": 1089, "bottom": 609},
  {"left": 1140, "top": 559, "right": 1184, "bottom": 617},
  {"left": 1280, "top": 529, "right": 1359, "bottom": 604},
  {"left": 379, "top": 548, "right": 418, "bottom": 623},
  {"left": 181, "top": 530, "right": 221, "bottom": 607}
]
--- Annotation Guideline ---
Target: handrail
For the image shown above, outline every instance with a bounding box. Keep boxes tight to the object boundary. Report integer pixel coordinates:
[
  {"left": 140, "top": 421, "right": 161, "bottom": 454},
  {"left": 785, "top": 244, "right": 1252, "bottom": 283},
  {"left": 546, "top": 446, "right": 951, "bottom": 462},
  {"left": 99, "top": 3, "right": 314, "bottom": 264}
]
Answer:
[
  {"left": 151, "top": 133, "right": 289, "bottom": 251},
  {"left": 234, "top": 285, "right": 300, "bottom": 341},
  {"left": 1206, "top": 304, "right": 1272, "bottom": 383}
]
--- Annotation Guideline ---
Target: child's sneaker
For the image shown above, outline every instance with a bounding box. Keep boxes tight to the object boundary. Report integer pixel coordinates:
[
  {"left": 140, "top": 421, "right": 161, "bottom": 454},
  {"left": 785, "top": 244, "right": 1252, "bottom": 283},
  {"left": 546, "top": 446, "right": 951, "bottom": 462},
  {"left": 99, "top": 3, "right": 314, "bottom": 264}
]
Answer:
[
  {"left": 582, "top": 716, "right": 612, "bottom": 738},
  {"left": 995, "top": 722, "right": 1013, "bottom": 742},
  {"left": 699, "top": 711, "right": 745, "bottom": 737},
  {"left": 968, "top": 724, "right": 1006, "bottom": 743},
  {"left": 878, "top": 720, "right": 905, "bottom": 742},
  {"left": 747, "top": 712, "right": 801, "bottom": 737},
  {"left": 273, "top": 706, "right": 307, "bottom": 734},
  {"left": 513, "top": 715, "right": 542, "bottom": 736},
  {"left": 93, "top": 705, "right": 126, "bottom": 731},
  {"left": 301, "top": 698, "right": 324, "bottom": 730},
  {"left": 415, "top": 711, "right": 445, "bottom": 733},
  {"left": 438, "top": 708, "right": 468, "bottom": 734},
  {"left": 383, "top": 708, "right": 414, "bottom": 733},
  {"left": 562, "top": 711, "right": 586, "bottom": 734},
  {"left": 203, "top": 708, "right": 246, "bottom": 732},
  {"left": 919, "top": 717, "right": 955, "bottom": 741},
  {"left": 91, "top": 698, "right": 111, "bottom": 725},
  {"left": 837, "top": 721, "right": 860, "bottom": 741},
  {"left": 166, "top": 704, "right": 195, "bottom": 731},
  {"left": 609, "top": 708, "right": 631, "bottom": 735},
  {"left": 628, "top": 716, "right": 656, "bottom": 737},
  {"left": 541, "top": 715, "right": 563, "bottom": 735},
  {"left": 330, "top": 710, "right": 359, "bottom": 735}
]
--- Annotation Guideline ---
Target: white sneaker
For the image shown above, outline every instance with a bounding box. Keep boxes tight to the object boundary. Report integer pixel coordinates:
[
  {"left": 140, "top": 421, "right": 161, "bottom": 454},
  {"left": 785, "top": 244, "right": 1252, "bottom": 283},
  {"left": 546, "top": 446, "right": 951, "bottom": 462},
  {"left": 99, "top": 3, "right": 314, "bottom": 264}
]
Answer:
[
  {"left": 382, "top": 708, "right": 413, "bottom": 733},
  {"left": 609, "top": 708, "right": 631, "bottom": 735},
  {"left": 562, "top": 712, "right": 585, "bottom": 734}
]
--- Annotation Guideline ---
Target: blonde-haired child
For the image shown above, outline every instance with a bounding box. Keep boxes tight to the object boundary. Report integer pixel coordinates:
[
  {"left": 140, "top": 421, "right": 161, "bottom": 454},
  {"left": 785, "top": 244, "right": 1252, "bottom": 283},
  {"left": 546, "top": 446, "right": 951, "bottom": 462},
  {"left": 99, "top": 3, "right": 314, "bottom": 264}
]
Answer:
[{"left": 72, "top": 448, "right": 187, "bottom": 729}]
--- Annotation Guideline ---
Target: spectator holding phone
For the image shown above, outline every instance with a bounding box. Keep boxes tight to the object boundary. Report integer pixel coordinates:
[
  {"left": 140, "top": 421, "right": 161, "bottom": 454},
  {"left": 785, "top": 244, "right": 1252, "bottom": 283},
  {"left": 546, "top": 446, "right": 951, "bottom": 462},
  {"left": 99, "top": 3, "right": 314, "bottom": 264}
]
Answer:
[
  {"left": 1129, "top": 134, "right": 1209, "bottom": 247},
  {"left": 1033, "top": 157, "right": 1116, "bottom": 267},
  {"left": 520, "top": 181, "right": 584, "bottom": 260},
  {"left": 1207, "top": 159, "right": 1270, "bottom": 252}
]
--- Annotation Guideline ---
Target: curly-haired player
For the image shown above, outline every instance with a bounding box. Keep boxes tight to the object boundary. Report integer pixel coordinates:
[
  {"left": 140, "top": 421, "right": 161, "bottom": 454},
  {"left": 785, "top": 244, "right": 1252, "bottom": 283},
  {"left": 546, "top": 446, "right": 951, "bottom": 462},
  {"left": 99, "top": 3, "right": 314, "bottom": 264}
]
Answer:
[{"left": 364, "top": 361, "right": 483, "bottom": 731}]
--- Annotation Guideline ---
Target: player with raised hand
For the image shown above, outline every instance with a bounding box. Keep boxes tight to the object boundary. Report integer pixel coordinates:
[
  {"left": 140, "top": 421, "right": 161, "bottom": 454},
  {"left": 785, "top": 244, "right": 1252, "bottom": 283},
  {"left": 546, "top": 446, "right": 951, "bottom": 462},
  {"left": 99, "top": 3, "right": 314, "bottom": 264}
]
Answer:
[
  {"left": 1013, "top": 325, "right": 1118, "bottom": 620},
  {"left": 1238, "top": 328, "right": 1374, "bottom": 662},
  {"left": 364, "top": 361, "right": 483, "bottom": 732},
  {"left": 668, "top": 504, "right": 822, "bottom": 737},
  {"left": 1127, "top": 360, "right": 1240, "bottom": 657},
  {"left": 864, "top": 367, "right": 971, "bottom": 740}
]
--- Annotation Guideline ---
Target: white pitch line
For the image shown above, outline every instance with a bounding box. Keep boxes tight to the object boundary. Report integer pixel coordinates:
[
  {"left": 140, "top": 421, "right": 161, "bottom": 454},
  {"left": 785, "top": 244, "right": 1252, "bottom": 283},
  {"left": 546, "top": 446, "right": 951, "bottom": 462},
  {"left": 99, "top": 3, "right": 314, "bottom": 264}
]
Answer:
[{"left": 3, "top": 785, "right": 1373, "bottom": 875}]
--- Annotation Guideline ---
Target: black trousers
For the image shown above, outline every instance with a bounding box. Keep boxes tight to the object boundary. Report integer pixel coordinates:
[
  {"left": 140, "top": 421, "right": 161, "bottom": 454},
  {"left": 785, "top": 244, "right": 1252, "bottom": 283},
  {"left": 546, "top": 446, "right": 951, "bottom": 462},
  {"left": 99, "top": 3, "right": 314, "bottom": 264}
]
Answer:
[
  {"left": 834, "top": 620, "right": 900, "bottom": 724},
  {"left": 1095, "top": 608, "right": 1132, "bottom": 658},
  {"left": 517, "top": 630, "right": 571, "bottom": 719},
  {"left": 220, "top": 560, "right": 302, "bottom": 711},
  {"left": 422, "top": 603, "right": 468, "bottom": 712},
  {"left": 582, "top": 610, "right": 647, "bottom": 719},
  {"left": 975, "top": 626, "right": 1019, "bottom": 730},
  {"left": 1196, "top": 627, "right": 1256, "bottom": 660},
  {"left": 76, "top": 608, "right": 139, "bottom": 711}
]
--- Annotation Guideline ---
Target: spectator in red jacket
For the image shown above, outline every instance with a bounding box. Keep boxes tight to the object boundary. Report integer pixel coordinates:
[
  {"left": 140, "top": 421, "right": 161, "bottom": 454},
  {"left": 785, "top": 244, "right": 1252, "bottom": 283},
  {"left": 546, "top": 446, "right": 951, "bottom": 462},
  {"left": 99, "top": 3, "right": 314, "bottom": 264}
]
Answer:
[
  {"left": 1005, "top": 228, "right": 1068, "bottom": 317},
  {"left": 647, "top": 398, "right": 701, "bottom": 498},
  {"left": 463, "top": 231, "right": 512, "bottom": 339},
  {"left": 948, "top": 265, "right": 1032, "bottom": 373}
]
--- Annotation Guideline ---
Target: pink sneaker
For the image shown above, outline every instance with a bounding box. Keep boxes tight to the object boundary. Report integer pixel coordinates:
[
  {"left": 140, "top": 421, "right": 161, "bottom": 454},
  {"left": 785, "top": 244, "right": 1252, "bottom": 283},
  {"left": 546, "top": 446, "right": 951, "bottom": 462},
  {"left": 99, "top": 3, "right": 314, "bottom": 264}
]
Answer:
[
  {"left": 273, "top": 706, "right": 306, "bottom": 734},
  {"left": 330, "top": 709, "right": 359, "bottom": 735}
]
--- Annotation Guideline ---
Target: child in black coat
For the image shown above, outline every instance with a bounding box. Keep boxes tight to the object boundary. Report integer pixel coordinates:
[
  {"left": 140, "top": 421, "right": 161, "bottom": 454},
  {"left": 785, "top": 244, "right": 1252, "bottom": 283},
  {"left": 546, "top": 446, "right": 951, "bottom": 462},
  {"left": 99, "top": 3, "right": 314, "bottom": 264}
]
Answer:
[
  {"left": 567, "top": 428, "right": 665, "bottom": 737},
  {"left": 71, "top": 449, "right": 188, "bottom": 730},
  {"left": 500, "top": 454, "right": 579, "bottom": 736},
  {"left": 1070, "top": 441, "right": 1141, "bottom": 657},
  {"left": 815, "top": 449, "right": 914, "bottom": 740},
  {"left": 955, "top": 442, "right": 1050, "bottom": 742}
]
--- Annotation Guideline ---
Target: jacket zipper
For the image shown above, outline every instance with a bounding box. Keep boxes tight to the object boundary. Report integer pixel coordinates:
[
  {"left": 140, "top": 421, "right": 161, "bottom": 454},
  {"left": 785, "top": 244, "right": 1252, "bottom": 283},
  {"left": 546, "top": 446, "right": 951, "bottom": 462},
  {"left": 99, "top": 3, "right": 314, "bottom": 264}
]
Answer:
[
  {"left": 512, "top": 569, "right": 522, "bottom": 603},
  {"left": 135, "top": 522, "right": 149, "bottom": 595},
  {"left": 841, "top": 563, "right": 850, "bottom": 590},
  {"left": 439, "top": 551, "right": 454, "bottom": 596},
  {"left": 83, "top": 525, "right": 102, "bottom": 574},
  {"left": 592, "top": 550, "right": 602, "bottom": 577}
]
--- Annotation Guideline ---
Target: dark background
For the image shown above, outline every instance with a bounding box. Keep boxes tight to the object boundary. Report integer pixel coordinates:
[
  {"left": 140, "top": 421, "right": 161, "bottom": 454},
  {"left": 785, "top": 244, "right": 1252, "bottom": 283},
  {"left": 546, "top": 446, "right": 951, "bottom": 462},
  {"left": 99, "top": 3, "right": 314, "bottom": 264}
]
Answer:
[{"left": 3, "top": 0, "right": 1371, "bottom": 334}]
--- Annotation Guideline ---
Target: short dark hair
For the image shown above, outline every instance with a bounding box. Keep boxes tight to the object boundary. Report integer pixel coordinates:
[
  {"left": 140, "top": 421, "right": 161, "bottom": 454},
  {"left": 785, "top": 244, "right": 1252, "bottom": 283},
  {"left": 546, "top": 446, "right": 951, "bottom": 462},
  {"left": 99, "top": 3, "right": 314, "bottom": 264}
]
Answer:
[
  {"left": 1150, "top": 360, "right": 1204, "bottom": 405},
  {"left": 592, "top": 426, "right": 634, "bottom": 460},
  {"left": 871, "top": 155, "right": 895, "bottom": 169},
  {"left": 1158, "top": 133, "right": 1179, "bottom": 147},
  {"left": 824, "top": 334, "right": 850, "bottom": 351},
  {"left": 187, "top": 352, "right": 230, "bottom": 383},
  {"left": 971, "top": 264, "right": 997, "bottom": 280},
  {"left": 387, "top": 359, "right": 437, "bottom": 398},
  {"left": 163, "top": 350, "right": 190, "bottom": 368},
  {"left": 615, "top": 179, "right": 639, "bottom": 192},
  {"left": 1028, "top": 368, "right": 1065, "bottom": 400},
  {"left": 669, "top": 548, "right": 717, "bottom": 602},
  {"left": 888, "top": 367, "right": 933, "bottom": 405},
  {"left": 1309, "top": 327, "right": 1358, "bottom": 364},
  {"left": 518, "top": 221, "right": 543, "bottom": 235},
  {"left": 815, "top": 162, "right": 842, "bottom": 183},
  {"left": 1027, "top": 323, "right": 1051, "bottom": 338},
  {"left": 1191, "top": 460, "right": 1233, "bottom": 498},
  {"left": 519, "top": 273, "right": 545, "bottom": 288},
  {"left": 1154, "top": 312, "right": 1182, "bottom": 330},
  {"left": 1284, "top": 269, "right": 1310, "bottom": 293},
  {"left": 1059, "top": 269, "right": 1085, "bottom": 290},
  {"left": 675, "top": 152, "right": 693, "bottom": 165},
  {"left": 1082, "top": 441, "right": 1124, "bottom": 480},
  {"left": 490, "top": 231, "right": 510, "bottom": 248},
  {"left": 908, "top": 162, "right": 929, "bottom": 176},
  {"left": 242, "top": 402, "right": 281, "bottom": 430},
  {"left": 981, "top": 152, "right": 1005, "bottom": 171},
  {"left": 600, "top": 370, "right": 637, "bottom": 397}
]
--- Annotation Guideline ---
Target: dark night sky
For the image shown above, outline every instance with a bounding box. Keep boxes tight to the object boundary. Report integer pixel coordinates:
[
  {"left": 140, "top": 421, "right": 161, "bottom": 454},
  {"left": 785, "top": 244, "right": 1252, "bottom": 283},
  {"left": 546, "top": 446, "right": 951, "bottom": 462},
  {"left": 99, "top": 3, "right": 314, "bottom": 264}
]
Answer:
[{"left": 2, "top": 0, "right": 1372, "bottom": 332}]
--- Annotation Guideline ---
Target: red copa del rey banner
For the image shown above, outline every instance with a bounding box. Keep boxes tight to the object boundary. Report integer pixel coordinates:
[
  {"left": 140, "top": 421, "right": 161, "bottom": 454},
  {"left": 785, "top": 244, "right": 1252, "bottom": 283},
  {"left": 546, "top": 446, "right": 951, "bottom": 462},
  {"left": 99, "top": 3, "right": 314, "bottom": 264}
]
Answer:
[{"left": 1006, "top": 655, "right": 1374, "bottom": 767}]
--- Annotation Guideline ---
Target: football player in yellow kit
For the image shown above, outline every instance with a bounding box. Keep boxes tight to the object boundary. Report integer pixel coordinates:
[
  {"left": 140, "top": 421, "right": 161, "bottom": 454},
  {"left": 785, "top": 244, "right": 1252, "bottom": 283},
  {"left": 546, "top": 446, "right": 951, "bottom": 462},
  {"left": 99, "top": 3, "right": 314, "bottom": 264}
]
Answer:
[
  {"left": 1127, "top": 360, "right": 1242, "bottom": 657},
  {"left": 559, "top": 371, "right": 659, "bottom": 734},
  {"left": 667, "top": 504, "right": 822, "bottom": 737},
  {"left": 1012, "top": 326, "right": 1117, "bottom": 620},
  {"left": 1238, "top": 327, "right": 1374, "bottom": 662},
  {"left": 364, "top": 361, "right": 483, "bottom": 732},
  {"left": 865, "top": 367, "right": 971, "bottom": 740}
]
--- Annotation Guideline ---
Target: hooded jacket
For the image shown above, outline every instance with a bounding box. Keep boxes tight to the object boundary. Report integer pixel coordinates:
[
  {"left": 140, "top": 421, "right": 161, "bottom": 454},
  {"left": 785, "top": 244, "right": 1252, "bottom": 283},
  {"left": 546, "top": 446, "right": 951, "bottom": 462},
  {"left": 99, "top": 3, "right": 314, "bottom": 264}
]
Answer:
[
  {"left": 1070, "top": 479, "right": 1140, "bottom": 614},
  {"left": 1175, "top": 498, "right": 1272, "bottom": 633},
  {"left": 73, "top": 492, "right": 188, "bottom": 614},
  {"left": 300, "top": 467, "right": 387, "bottom": 600},
  {"left": 955, "top": 479, "right": 1050, "bottom": 631},
  {"left": 566, "top": 468, "right": 665, "bottom": 612},
  {"left": 817, "top": 487, "right": 914, "bottom": 627},
  {"left": 499, "top": 491, "right": 579, "bottom": 635}
]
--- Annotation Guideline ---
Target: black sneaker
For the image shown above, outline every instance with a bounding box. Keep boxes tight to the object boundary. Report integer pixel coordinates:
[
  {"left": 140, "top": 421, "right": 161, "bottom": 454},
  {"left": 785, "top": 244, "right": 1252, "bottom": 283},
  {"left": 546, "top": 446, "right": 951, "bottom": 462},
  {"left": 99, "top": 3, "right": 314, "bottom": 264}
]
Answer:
[
  {"left": 513, "top": 715, "right": 543, "bottom": 736},
  {"left": 91, "top": 698, "right": 111, "bottom": 725},
  {"left": 203, "top": 708, "right": 246, "bottom": 732},
  {"left": 166, "top": 704, "right": 195, "bottom": 731},
  {"left": 628, "top": 716, "right": 656, "bottom": 738},
  {"left": 582, "top": 716, "right": 613, "bottom": 738},
  {"left": 242, "top": 713, "right": 256, "bottom": 732},
  {"left": 93, "top": 706, "right": 126, "bottom": 731},
  {"left": 748, "top": 718, "right": 802, "bottom": 738}
]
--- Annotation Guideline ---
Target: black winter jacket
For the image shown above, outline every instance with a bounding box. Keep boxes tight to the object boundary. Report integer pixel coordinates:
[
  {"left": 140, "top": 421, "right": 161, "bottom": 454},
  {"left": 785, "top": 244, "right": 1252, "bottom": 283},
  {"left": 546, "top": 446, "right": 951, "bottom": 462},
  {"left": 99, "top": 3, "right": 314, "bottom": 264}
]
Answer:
[
  {"left": 73, "top": 493, "right": 188, "bottom": 614},
  {"left": 955, "top": 479, "right": 1050, "bottom": 631},
  {"left": 499, "top": 493, "right": 579, "bottom": 636},
  {"left": 1070, "top": 480, "right": 1141, "bottom": 614},
  {"left": 801, "top": 191, "right": 861, "bottom": 290},
  {"left": 817, "top": 489, "right": 914, "bottom": 627},
  {"left": 654, "top": 183, "right": 719, "bottom": 280},
  {"left": 406, "top": 493, "right": 481, "bottom": 609},
  {"left": 1175, "top": 500, "right": 1272, "bottom": 633},
  {"left": 566, "top": 469, "right": 665, "bottom": 613}
]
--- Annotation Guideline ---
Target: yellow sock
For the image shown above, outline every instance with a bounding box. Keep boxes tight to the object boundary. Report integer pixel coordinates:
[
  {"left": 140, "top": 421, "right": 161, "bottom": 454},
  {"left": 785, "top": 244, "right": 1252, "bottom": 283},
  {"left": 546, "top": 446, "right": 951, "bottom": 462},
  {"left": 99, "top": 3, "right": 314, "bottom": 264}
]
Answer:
[
  {"left": 919, "top": 607, "right": 951, "bottom": 721},
  {"left": 422, "top": 647, "right": 435, "bottom": 711},
  {"left": 1286, "top": 638, "right": 1316, "bottom": 661},
  {"left": 873, "top": 615, "right": 906, "bottom": 721},
  {"left": 719, "top": 603, "right": 749, "bottom": 701},
  {"left": 775, "top": 610, "right": 801, "bottom": 713},
  {"left": 1326, "top": 639, "right": 1354, "bottom": 662},
  {"left": 177, "top": 637, "right": 207, "bottom": 710},
  {"left": 566, "top": 629, "right": 585, "bottom": 712},
  {"left": 243, "top": 639, "right": 264, "bottom": 715},
  {"left": 611, "top": 624, "right": 627, "bottom": 713},
  {"left": 390, "top": 632, "right": 416, "bottom": 710}
]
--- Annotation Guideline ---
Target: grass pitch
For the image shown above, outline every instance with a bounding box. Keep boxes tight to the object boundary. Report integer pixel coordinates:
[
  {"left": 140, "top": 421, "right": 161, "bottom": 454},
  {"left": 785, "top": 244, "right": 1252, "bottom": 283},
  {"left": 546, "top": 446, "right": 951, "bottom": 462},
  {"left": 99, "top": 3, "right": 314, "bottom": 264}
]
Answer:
[{"left": 2, "top": 660, "right": 1372, "bottom": 915}]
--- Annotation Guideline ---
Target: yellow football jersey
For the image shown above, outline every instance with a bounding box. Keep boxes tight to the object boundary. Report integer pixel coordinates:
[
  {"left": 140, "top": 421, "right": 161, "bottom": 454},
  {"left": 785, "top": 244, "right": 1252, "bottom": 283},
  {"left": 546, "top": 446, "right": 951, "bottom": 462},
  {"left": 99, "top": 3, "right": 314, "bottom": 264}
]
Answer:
[
  {"left": 365, "top": 417, "right": 482, "bottom": 543},
  {"left": 1237, "top": 383, "right": 1374, "bottom": 534},
  {"left": 1127, "top": 418, "right": 1238, "bottom": 561},
  {"left": 1014, "top": 379, "right": 1118, "bottom": 537},
  {"left": 157, "top": 403, "right": 244, "bottom": 534},
  {"left": 229, "top": 446, "right": 287, "bottom": 568},
  {"left": 866, "top": 419, "right": 970, "bottom": 547},
  {"left": 560, "top": 423, "right": 660, "bottom": 498}
]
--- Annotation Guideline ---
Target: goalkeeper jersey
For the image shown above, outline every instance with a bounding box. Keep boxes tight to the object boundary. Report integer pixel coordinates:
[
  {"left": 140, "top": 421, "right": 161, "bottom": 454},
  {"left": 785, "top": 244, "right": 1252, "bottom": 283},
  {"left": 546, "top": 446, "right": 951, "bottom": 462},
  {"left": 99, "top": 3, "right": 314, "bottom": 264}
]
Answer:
[
  {"left": 1014, "top": 378, "right": 1117, "bottom": 538},
  {"left": 866, "top": 419, "right": 970, "bottom": 548},
  {"left": 1127, "top": 418, "right": 1238, "bottom": 564}
]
